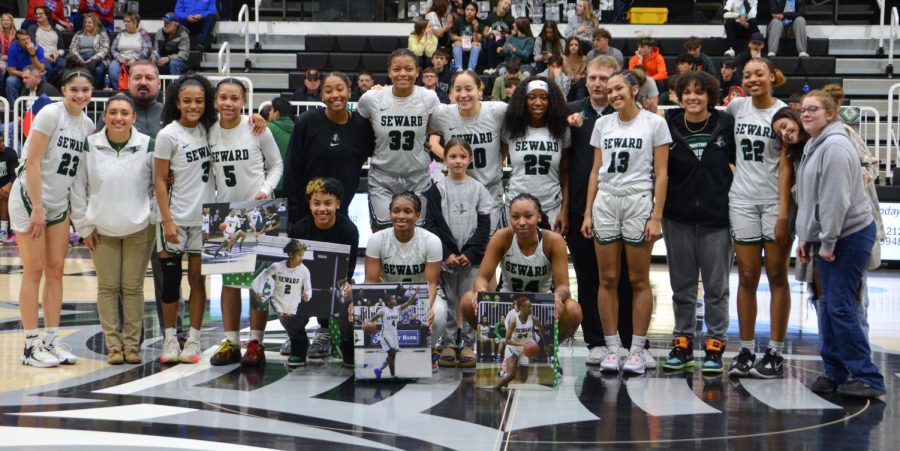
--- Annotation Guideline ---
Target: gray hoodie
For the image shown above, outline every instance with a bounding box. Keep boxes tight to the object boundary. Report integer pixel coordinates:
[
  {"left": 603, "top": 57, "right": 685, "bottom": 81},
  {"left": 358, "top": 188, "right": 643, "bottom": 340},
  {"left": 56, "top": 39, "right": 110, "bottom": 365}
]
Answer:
[{"left": 795, "top": 121, "right": 873, "bottom": 253}]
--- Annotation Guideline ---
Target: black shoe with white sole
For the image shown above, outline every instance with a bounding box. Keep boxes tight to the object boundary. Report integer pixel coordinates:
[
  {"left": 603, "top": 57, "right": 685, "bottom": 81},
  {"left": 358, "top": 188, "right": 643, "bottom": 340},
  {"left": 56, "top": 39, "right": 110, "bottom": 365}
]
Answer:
[
  {"left": 749, "top": 348, "right": 784, "bottom": 379},
  {"left": 728, "top": 348, "right": 756, "bottom": 378}
]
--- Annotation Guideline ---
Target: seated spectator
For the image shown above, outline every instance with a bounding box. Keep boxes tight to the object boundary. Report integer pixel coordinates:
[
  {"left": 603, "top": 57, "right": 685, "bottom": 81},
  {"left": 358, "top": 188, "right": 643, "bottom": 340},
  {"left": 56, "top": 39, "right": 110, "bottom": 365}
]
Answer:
[
  {"left": 586, "top": 28, "right": 624, "bottom": 68},
  {"left": 533, "top": 21, "right": 565, "bottom": 73},
  {"left": 482, "top": 0, "right": 514, "bottom": 69},
  {"left": 676, "top": 54, "right": 694, "bottom": 75},
  {"left": 491, "top": 57, "right": 524, "bottom": 101},
  {"left": 6, "top": 30, "right": 46, "bottom": 105},
  {"left": 563, "top": 36, "right": 586, "bottom": 85},
  {"left": 683, "top": 36, "right": 716, "bottom": 75},
  {"left": 69, "top": 13, "right": 110, "bottom": 89},
  {"left": 19, "top": 64, "right": 60, "bottom": 100},
  {"left": 718, "top": 58, "right": 740, "bottom": 101},
  {"left": 267, "top": 96, "right": 295, "bottom": 198},
  {"left": 450, "top": 2, "right": 481, "bottom": 71},
  {"left": 409, "top": 18, "right": 438, "bottom": 66},
  {"left": 0, "top": 13, "right": 15, "bottom": 76},
  {"left": 502, "top": 77, "right": 521, "bottom": 102},
  {"left": 27, "top": 6, "right": 65, "bottom": 84},
  {"left": 351, "top": 70, "right": 374, "bottom": 102},
  {"left": 108, "top": 12, "right": 153, "bottom": 91},
  {"left": 71, "top": 0, "right": 115, "bottom": 33},
  {"left": 431, "top": 48, "right": 453, "bottom": 98},
  {"left": 723, "top": 0, "right": 760, "bottom": 57},
  {"left": 154, "top": 13, "right": 190, "bottom": 76},
  {"left": 767, "top": 0, "right": 809, "bottom": 58},
  {"left": 292, "top": 68, "right": 321, "bottom": 102},
  {"left": 22, "top": 0, "right": 73, "bottom": 31},
  {"left": 539, "top": 54, "right": 571, "bottom": 97},
  {"left": 421, "top": 67, "right": 450, "bottom": 103},
  {"left": 175, "top": 0, "right": 218, "bottom": 52},
  {"left": 0, "top": 132, "right": 18, "bottom": 243},
  {"left": 632, "top": 66, "right": 659, "bottom": 113},
  {"left": 425, "top": 0, "right": 454, "bottom": 49},
  {"left": 787, "top": 93, "right": 803, "bottom": 110},
  {"left": 497, "top": 17, "right": 534, "bottom": 73},
  {"left": 628, "top": 37, "right": 667, "bottom": 81},
  {"left": 659, "top": 73, "right": 681, "bottom": 106},
  {"left": 735, "top": 32, "right": 765, "bottom": 74},
  {"left": 723, "top": 85, "right": 745, "bottom": 106},
  {"left": 564, "top": 0, "right": 598, "bottom": 50}
]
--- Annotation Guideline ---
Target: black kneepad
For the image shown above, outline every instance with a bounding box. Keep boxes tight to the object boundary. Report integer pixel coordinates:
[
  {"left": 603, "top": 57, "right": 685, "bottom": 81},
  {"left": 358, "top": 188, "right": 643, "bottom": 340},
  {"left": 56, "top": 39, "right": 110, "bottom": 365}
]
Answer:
[{"left": 159, "top": 256, "right": 183, "bottom": 303}]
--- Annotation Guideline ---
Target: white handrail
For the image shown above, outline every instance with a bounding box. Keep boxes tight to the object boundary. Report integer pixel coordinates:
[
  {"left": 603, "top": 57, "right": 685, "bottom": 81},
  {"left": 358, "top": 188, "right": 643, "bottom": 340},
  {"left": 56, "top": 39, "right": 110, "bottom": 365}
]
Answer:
[
  {"left": 238, "top": 4, "right": 251, "bottom": 69},
  {"left": 890, "top": 7, "right": 899, "bottom": 78},
  {"left": 888, "top": 83, "right": 900, "bottom": 184},
  {"left": 878, "top": 0, "right": 885, "bottom": 55},
  {"left": 254, "top": 0, "right": 263, "bottom": 51},
  {"left": 218, "top": 41, "right": 231, "bottom": 75}
]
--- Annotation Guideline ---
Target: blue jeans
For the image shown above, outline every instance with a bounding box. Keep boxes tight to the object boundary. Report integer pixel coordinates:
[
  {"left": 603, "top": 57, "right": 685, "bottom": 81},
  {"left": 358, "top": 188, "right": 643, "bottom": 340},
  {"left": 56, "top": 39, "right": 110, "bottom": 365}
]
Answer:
[
  {"left": 80, "top": 52, "right": 107, "bottom": 89},
  {"left": 5, "top": 75, "right": 22, "bottom": 105},
  {"left": 45, "top": 56, "right": 66, "bottom": 85},
  {"left": 159, "top": 59, "right": 188, "bottom": 75},
  {"left": 816, "top": 221, "right": 885, "bottom": 390},
  {"left": 108, "top": 60, "right": 127, "bottom": 90},
  {"left": 180, "top": 14, "right": 218, "bottom": 47},
  {"left": 452, "top": 43, "right": 481, "bottom": 71}
]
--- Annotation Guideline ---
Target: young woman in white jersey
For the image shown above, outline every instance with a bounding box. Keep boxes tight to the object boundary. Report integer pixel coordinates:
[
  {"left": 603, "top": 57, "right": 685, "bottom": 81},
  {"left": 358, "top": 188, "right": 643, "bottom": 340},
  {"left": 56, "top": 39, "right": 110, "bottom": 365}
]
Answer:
[
  {"left": 460, "top": 194, "right": 583, "bottom": 343},
  {"left": 502, "top": 76, "right": 571, "bottom": 233},
  {"left": 207, "top": 78, "right": 284, "bottom": 367},
  {"left": 357, "top": 49, "right": 441, "bottom": 231},
  {"left": 496, "top": 297, "right": 547, "bottom": 389},
  {"left": 201, "top": 207, "right": 210, "bottom": 243},
  {"left": 365, "top": 287, "right": 420, "bottom": 379},
  {"left": 12, "top": 59, "right": 95, "bottom": 367},
  {"left": 213, "top": 209, "right": 241, "bottom": 257},
  {"left": 69, "top": 94, "right": 156, "bottom": 366},
  {"left": 725, "top": 58, "right": 792, "bottom": 379},
  {"left": 155, "top": 74, "right": 217, "bottom": 365},
  {"left": 581, "top": 69, "right": 671, "bottom": 375},
  {"left": 423, "top": 138, "right": 494, "bottom": 368},
  {"left": 364, "top": 192, "right": 443, "bottom": 371},
  {"left": 428, "top": 70, "right": 507, "bottom": 231}
]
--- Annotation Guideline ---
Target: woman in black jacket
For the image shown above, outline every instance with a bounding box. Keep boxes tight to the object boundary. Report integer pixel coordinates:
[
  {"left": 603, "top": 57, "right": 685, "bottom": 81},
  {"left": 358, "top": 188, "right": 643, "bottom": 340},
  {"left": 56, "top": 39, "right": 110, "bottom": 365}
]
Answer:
[{"left": 659, "top": 71, "right": 736, "bottom": 374}]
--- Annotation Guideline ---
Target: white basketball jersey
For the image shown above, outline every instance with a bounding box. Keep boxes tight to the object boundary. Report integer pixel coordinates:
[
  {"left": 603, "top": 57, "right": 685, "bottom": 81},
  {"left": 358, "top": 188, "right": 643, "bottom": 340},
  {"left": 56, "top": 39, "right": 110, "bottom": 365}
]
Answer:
[
  {"left": 357, "top": 86, "right": 440, "bottom": 175},
  {"left": 253, "top": 261, "right": 311, "bottom": 315},
  {"left": 429, "top": 102, "right": 507, "bottom": 191},
  {"left": 223, "top": 215, "right": 240, "bottom": 234},
  {"left": 155, "top": 121, "right": 213, "bottom": 226},
  {"left": 504, "top": 126, "right": 570, "bottom": 211},
  {"left": 500, "top": 232, "right": 553, "bottom": 293},
  {"left": 367, "top": 227, "right": 442, "bottom": 283},
  {"left": 209, "top": 117, "right": 282, "bottom": 202},
  {"left": 381, "top": 306, "right": 401, "bottom": 342},
  {"left": 590, "top": 109, "right": 672, "bottom": 190},
  {"left": 726, "top": 97, "right": 787, "bottom": 205},
  {"left": 511, "top": 314, "right": 534, "bottom": 343}
]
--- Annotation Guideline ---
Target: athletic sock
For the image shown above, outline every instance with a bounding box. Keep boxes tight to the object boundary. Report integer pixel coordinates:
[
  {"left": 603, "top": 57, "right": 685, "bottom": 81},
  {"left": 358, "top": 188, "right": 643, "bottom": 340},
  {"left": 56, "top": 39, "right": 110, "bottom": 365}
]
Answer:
[
  {"left": 380, "top": 359, "right": 389, "bottom": 370},
  {"left": 768, "top": 340, "right": 784, "bottom": 356},
  {"left": 249, "top": 329, "right": 264, "bottom": 343},
  {"left": 1, "top": 220, "right": 8, "bottom": 232},
  {"left": 24, "top": 329, "right": 39, "bottom": 347},
  {"left": 189, "top": 327, "right": 201, "bottom": 341},
  {"left": 44, "top": 329, "right": 58, "bottom": 342},
  {"left": 604, "top": 335, "right": 619, "bottom": 353},
  {"left": 225, "top": 331, "right": 240, "bottom": 343},
  {"left": 631, "top": 335, "right": 647, "bottom": 354},
  {"left": 165, "top": 327, "right": 177, "bottom": 340},
  {"left": 740, "top": 339, "right": 755, "bottom": 353}
]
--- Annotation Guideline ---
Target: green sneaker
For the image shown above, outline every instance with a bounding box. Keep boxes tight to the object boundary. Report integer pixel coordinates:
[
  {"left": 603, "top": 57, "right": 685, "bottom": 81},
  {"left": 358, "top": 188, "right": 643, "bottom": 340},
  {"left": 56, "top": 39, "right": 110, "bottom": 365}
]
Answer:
[
  {"left": 662, "top": 336, "right": 694, "bottom": 370},
  {"left": 287, "top": 355, "right": 306, "bottom": 367}
]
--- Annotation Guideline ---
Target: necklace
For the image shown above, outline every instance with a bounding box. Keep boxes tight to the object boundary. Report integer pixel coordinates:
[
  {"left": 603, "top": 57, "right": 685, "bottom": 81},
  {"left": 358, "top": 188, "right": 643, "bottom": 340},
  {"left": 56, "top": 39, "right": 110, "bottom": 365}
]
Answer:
[{"left": 684, "top": 113, "right": 710, "bottom": 134}]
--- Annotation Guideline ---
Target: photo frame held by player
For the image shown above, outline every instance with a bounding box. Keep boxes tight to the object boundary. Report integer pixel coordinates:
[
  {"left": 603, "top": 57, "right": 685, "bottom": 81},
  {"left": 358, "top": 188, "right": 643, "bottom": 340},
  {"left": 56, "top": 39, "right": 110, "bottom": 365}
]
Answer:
[
  {"left": 251, "top": 235, "right": 351, "bottom": 318},
  {"left": 354, "top": 283, "right": 432, "bottom": 380},
  {"left": 476, "top": 292, "right": 558, "bottom": 390},
  {"left": 201, "top": 198, "right": 288, "bottom": 275}
]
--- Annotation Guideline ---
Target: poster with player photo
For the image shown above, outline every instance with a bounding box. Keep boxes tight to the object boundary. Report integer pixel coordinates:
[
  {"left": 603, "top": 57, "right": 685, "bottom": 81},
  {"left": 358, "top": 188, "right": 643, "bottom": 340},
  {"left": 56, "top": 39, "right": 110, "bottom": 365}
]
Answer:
[
  {"left": 354, "top": 283, "right": 432, "bottom": 380},
  {"left": 251, "top": 235, "right": 351, "bottom": 318},
  {"left": 475, "top": 292, "right": 558, "bottom": 390},
  {"left": 511, "top": 0, "right": 527, "bottom": 20},
  {"left": 477, "top": 1, "right": 490, "bottom": 20},
  {"left": 563, "top": 2, "right": 576, "bottom": 22},
  {"left": 544, "top": 2, "right": 560, "bottom": 22},
  {"left": 201, "top": 198, "right": 288, "bottom": 275}
]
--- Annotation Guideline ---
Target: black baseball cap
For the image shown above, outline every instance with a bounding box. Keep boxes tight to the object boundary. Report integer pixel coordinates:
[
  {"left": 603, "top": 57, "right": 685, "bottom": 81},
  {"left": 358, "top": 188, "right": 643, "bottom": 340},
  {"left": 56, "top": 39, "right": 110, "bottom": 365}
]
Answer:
[{"left": 750, "top": 32, "right": 765, "bottom": 43}]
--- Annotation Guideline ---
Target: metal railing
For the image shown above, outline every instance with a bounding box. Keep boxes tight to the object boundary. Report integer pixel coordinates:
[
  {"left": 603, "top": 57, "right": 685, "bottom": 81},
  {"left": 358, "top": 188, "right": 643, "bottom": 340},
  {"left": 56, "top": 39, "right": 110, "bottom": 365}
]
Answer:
[
  {"left": 159, "top": 75, "right": 255, "bottom": 116},
  {"left": 887, "top": 82, "right": 900, "bottom": 184},
  {"left": 12, "top": 97, "right": 110, "bottom": 151},
  {"left": 255, "top": 100, "right": 357, "bottom": 116},
  {"left": 879, "top": 0, "right": 886, "bottom": 56},
  {"left": 217, "top": 41, "right": 231, "bottom": 75},
  {"left": 890, "top": 7, "right": 899, "bottom": 78}
]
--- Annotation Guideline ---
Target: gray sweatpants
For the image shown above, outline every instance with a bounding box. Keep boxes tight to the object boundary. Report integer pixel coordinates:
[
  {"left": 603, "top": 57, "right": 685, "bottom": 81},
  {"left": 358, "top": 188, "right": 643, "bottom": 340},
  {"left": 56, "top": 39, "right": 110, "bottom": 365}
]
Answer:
[
  {"left": 662, "top": 219, "right": 733, "bottom": 342},
  {"left": 434, "top": 266, "right": 478, "bottom": 349},
  {"left": 767, "top": 16, "right": 807, "bottom": 55}
]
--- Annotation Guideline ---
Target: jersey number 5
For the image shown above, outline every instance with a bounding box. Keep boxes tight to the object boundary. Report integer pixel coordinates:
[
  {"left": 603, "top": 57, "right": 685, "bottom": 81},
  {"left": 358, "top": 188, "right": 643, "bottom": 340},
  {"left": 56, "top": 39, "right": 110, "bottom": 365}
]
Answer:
[
  {"left": 523, "top": 154, "right": 551, "bottom": 175},
  {"left": 55, "top": 153, "right": 79, "bottom": 177},
  {"left": 389, "top": 130, "right": 416, "bottom": 151},
  {"left": 222, "top": 165, "right": 237, "bottom": 187}
]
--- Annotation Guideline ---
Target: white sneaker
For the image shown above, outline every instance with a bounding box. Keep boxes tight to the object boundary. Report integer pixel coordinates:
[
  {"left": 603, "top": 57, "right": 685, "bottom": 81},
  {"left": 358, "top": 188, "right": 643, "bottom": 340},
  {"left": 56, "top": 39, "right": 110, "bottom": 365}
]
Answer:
[
  {"left": 724, "top": 48, "right": 735, "bottom": 57},
  {"left": 623, "top": 350, "right": 646, "bottom": 375},
  {"left": 44, "top": 335, "right": 77, "bottom": 364},
  {"left": 600, "top": 351, "right": 620, "bottom": 373},
  {"left": 799, "top": 51, "right": 810, "bottom": 58},
  {"left": 180, "top": 338, "right": 202, "bottom": 364},
  {"left": 767, "top": 51, "right": 776, "bottom": 57},
  {"left": 642, "top": 348, "right": 657, "bottom": 369},
  {"left": 160, "top": 336, "right": 181, "bottom": 363},
  {"left": 21, "top": 337, "right": 59, "bottom": 367},
  {"left": 586, "top": 346, "right": 610, "bottom": 366}
]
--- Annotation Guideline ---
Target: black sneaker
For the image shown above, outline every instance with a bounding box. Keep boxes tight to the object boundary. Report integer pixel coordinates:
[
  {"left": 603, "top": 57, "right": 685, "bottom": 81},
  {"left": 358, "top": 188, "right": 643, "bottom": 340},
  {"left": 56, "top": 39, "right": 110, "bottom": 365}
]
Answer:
[
  {"left": 749, "top": 348, "right": 784, "bottom": 379},
  {"left": 662, "top": 336, "right": 694, "bottom": 370},
  {"left": 808, "top": 375, "right": 838, "bottom": 394},
  {"left": 837, "top": 380, "right": 886, "bottom": 398},
  {"left": 287, "top": 338, "right": 307, "bottom": 367},
  {"left": 728, "top": 348, "right": 756, "bottom": 378}
]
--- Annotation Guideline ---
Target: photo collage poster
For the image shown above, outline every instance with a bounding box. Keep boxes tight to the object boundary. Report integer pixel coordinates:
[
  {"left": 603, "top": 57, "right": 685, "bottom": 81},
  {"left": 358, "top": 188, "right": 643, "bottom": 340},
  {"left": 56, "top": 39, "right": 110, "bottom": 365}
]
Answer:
[{"left": 200, "top": 198, "right": 288, "bottom": 275}]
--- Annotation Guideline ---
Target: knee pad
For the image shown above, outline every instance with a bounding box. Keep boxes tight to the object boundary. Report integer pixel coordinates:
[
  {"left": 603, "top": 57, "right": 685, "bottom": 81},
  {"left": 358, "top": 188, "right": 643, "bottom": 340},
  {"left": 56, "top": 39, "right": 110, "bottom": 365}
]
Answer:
[{"left": 159, "top": 256, "right": 183, "bottom": 303}]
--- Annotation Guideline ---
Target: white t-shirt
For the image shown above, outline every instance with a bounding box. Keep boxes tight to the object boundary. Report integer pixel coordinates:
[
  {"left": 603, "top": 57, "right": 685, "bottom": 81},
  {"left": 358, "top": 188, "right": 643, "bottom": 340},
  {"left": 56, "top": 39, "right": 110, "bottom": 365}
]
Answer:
[
  {"left": 366, "top": 227, "right": 442, "bottom": 283},
  {"left": 18, "top": 102, "right": 94, "bottom": 214},
  {"left": 435, "top": 177, "right": 495, "bottom": 249},
  {"left": 429, "top": 102, "right": 507, "bottom": 191},
  {"left": 726, "top": 97, "right": 787, "bottom": 205},
  {"left": 504, "top": 126, "right": 571, "bottom": 211},
  {"left": 590, "top": 109, "right": 672, "bottom": 190},
  {"left": 357, "top": 86, "right": 440, "bottom": 175},
  {"left": 114, "top": 31, "right": 144, "bottom": 60},
  {"left": 154, "top": 121, "right": 213, "bottom": 227},
  {"left": 209, "top": 117, "right": 283, "bottom": 202},
  {"left": 252, "top": 261, "right": 312, "bottom": 315}
]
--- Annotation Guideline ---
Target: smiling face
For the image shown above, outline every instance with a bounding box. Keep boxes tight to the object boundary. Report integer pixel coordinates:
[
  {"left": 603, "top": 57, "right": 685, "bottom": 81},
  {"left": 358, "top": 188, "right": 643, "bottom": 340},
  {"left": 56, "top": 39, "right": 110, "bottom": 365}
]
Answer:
[
  {"left": 389, "top": 196, "right": 419, "bottom": 232},
  {"left": 586, "top": 65, "right": 612, "bottom": 105},
  {"left": 104, "top": 99, "right": 136, "bottom": 135},
  {"left": 215, "top": 83, "right": 244, "bottom": 123},
  {"left": 129, "top": 64, "right": 160, "bottom": 102},
  {"left": 357, "top": 74, "right": 374, "bottom": 92},
  {"left": 421, "top": 72, "right": 438, "bottom": 89},
  {"left": 61, "top": 76, "right": 93, "bottom": 112},
  {"left": 742, "top": 60, "right": 774, "bottom": 98},
  {"left": 680, "top": 81, "right": 709, "bottom": 116},
  {"left": 508, "top": 198, "right": 540, "bottom": 239},
  {"left": 309, "top": 192, "right": 339, "bottom": 229},
  {"left": 1, "top": 15, "right": 13, "bottom": 31},
  {"left": 322, "top": 75, "right": 349, "bottom": 112},
  {"left": 452, "top": 72, "right": 481, "bottom": 111},
  {"left": 34, "top": 8, "right": 48, "bottom": 25},
  {"left": 526, "top": 88, "right": 549, "bottom": 122},
  {"left": 445, "top": 145, "right": 472, "bottom": 178},
  {"left": 774, "top": 117, "right": 801, "bottom": 145},
  {"left": 606, "top": 75, "right": 637, "bottom": 112},
  {"left": 799, "top": 96, "right": 834, "bottom": 137},
  {"left": 389, "top": 55, "right": 419, "bottom": 91},
  {"left": 176, "top": 85, "right": 206, "bottom": 126}
]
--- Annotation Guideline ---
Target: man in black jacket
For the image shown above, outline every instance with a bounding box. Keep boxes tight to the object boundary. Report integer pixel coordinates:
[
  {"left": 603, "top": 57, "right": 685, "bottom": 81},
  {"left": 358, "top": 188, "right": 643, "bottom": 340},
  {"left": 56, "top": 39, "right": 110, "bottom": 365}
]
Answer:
[{"left": 767, "top": 0, "right": 808, "bottom": 57}]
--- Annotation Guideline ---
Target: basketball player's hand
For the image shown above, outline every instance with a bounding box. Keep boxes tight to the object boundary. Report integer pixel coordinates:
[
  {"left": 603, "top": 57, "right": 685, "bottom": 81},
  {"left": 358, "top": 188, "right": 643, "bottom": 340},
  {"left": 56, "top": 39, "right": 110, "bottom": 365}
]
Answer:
[
  {"left": 348, "top": 302, "right": 354, "bottom": 322},
  {"left": 28, "top": 207, "right": 45, "bottom": 240},
  {"left": 84, "top": 231, "right": 100, "bottom": 251},
  {"left": 163, "top": 219, "right": 179, "bottom": 244},
  {"left": 252, "top": 191, "right": 267, "bottom": 200},
  {"left": 818, "top": 247, "right": 836, "bottom": 263},
  {"left": 302, "top": 292, "right": 310, "bottom": 302},
  {"left": 249, "top": 114, "right": 267, "bottom": 135},
  {"left": 645, "top": 217, "right": 662, "bottom": 242},
  {"left": 580, "top": 216, "right": 592, "bottom": 239},
  {"left": 553, "top": 211, "right": 567, "bottom": 235},
  {"left": 444, "top": 254, "right": 459, "bottom": 267},
  {"left": 797, "top": 240, "right": 811, "bottom": 263},
  {"left": 457, "top": 255, "right": 471, "bottom": 267},
  {"left": 342, "top": 282, "right": 352, "bottom": 298},
  {"left": 567, "top": 112, "right": 583, "bottom": 127},
  {"left": 555, "top": 298, "right": 562, "bottom": 320},
  {"left": 774, "top": 217, "right": 790, "bottom": 247}
]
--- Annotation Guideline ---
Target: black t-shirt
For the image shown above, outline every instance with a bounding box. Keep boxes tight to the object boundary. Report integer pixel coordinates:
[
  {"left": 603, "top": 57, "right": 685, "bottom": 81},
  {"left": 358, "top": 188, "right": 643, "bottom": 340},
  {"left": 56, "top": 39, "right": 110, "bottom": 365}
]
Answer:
[
  {"left": 0, "top": 147, "right": 19, "bottom": 187},
  {"left": 484, "top": 12, "right": 514, "bottom": 35},
  {"left": 451, "top": 17, "right": 478, "bottom": 38},
  {"left": 290, "top": 213, "right": 359, "bottom": 281},
  {"left": 286, "top": 108, "right": 374, "bottom": 225},
  {"left": 567, "top": 98, "right": 614, "bottom": 218}
]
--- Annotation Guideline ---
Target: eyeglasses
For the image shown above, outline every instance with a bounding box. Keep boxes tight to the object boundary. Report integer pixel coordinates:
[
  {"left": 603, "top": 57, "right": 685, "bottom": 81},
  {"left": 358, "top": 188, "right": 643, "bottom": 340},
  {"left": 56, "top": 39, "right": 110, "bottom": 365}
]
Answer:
[{"left": 798, "top": 106, "right": 822, "bottom": 115}]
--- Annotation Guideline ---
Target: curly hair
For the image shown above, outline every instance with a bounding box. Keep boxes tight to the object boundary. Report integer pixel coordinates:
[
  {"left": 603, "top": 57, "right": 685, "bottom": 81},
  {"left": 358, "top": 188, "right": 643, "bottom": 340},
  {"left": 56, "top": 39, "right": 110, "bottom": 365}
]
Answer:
[
  {"left": 675, "top": 71, "right": 721, "bottom": 110},
  {"left": 503, "top": 75, "right": 570, "bottom": 142},
  {"left": 161, "top": 74, "right": 217, "bottom": 130},
  {"left": 283, "top": 239, "right": 308, "bottom": 255},
  {"left": 305, "top": 177, "right": 345, "bottom": 201}
]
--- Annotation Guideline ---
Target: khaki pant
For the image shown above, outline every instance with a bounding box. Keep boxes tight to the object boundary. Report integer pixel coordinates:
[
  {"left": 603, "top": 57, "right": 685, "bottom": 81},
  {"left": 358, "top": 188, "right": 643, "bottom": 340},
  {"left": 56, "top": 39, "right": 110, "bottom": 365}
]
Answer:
[{"left": 92, "top": 225, "right": 155, "bottom": 352}]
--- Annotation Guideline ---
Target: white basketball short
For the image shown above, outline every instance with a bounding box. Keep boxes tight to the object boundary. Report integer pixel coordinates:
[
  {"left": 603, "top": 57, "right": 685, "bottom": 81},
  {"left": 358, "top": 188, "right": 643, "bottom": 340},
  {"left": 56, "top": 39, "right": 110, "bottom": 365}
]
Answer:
[
  {"left": 592, "top": 186, "right": 653, "bottom": 245},
  {"left": 504, "top": 343, "right": 529, "bottom": 366},
  {"left": 367, "top": 167, "right": 432, "bottom": 230},
  {"left": 156, "top": 224, "right": 203, "bottom": 256},
  {"left": 729, "top": 202, "right": 779, "bottom": 244},
  {"left": 380, "top": 332, "right": 400, "bottom": 352},
  {"left": 8, "top": 180, "right": 68, "bottom": 233}
]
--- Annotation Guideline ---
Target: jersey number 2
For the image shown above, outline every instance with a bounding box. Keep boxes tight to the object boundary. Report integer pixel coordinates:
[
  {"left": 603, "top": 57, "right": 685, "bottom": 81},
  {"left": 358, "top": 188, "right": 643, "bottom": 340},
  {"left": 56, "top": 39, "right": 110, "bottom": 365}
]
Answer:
[
  {"left": 523, "top": 154, "right": 551, "bottom": 175},
  {"left": 55, "top": 153, "right": 79, "bottom": 177},
  {"left": 740, "top": 139, "right": 765, "bottom": 162},
  {"left": 511, "top": 278, "right": 539, "bottom": 292}
]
